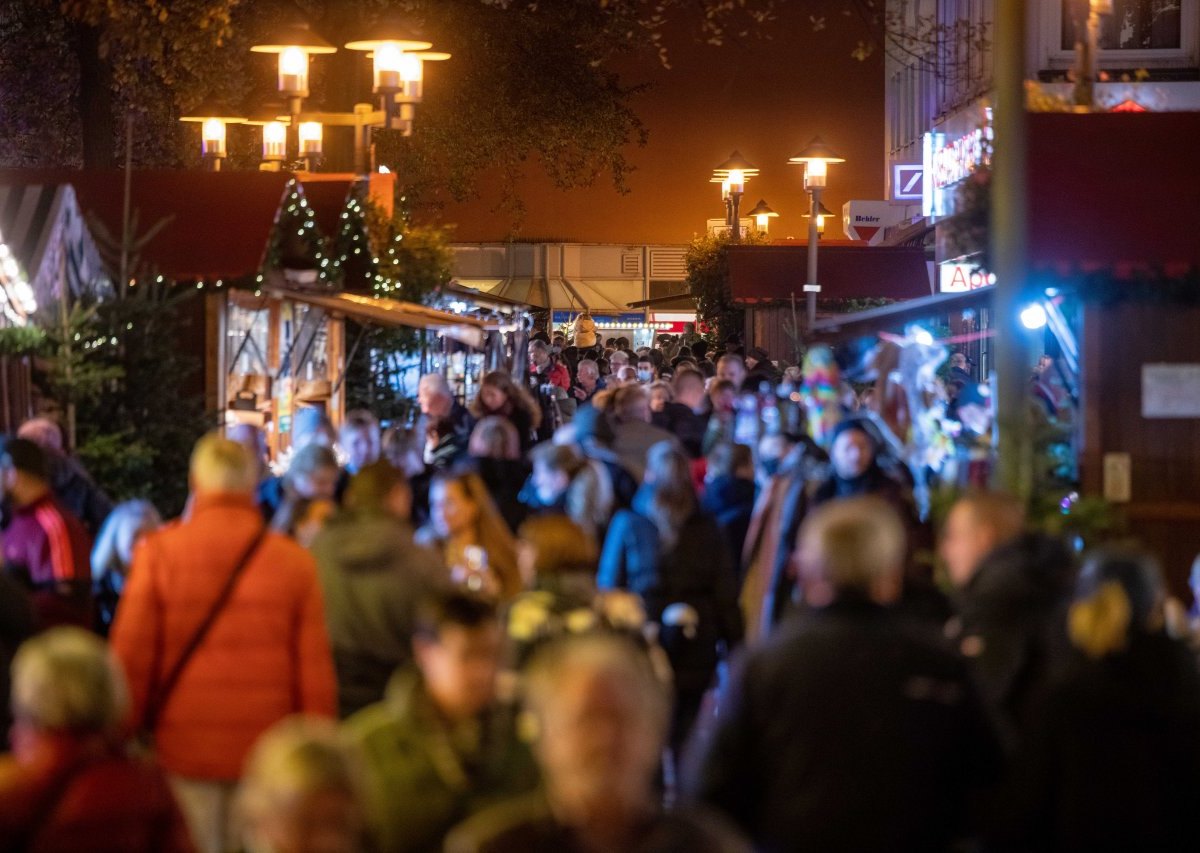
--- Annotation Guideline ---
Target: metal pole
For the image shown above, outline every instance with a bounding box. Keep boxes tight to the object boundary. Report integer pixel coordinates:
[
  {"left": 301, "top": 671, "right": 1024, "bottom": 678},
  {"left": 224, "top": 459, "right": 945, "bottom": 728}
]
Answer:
[
  {"left": 805, "top": 186, "right": 821, "bottom": 329},
  {"left": 730, "top": 192, "right": 742, "bottom": 242},
  {"left": 991, "top": 0, "right": 1033, "bottom": 499}
]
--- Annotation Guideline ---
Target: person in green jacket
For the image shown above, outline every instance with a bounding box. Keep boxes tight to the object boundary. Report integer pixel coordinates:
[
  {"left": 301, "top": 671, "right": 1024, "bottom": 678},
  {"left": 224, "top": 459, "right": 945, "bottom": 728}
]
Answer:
[{"left": 343, "top": 591, "right": 538, "bottom": 853}]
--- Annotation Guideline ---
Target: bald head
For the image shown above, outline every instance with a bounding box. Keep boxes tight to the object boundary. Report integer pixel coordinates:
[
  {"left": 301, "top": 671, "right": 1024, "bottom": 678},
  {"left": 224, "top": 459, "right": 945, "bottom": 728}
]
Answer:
[{"left": 940, "top": 492, "right": 1026, "bottom": 588}]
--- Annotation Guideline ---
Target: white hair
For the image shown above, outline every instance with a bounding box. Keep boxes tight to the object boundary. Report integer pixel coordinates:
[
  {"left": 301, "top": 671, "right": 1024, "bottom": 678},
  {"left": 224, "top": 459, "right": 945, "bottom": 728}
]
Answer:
[
  {"left": 12, "top": 627, "right": 129, "bottom": 732},
  {"left": 797, "top": 497, "right": 906, "bottom": 594},
  {"left": 91, "top": 499, "right": 162, "bottom": 581},
  {"left": 418, "top": 373, "right": 452, "bottom": 397},
  {"left": 191, "top": 431, "right": 258, "bottom": 495}
]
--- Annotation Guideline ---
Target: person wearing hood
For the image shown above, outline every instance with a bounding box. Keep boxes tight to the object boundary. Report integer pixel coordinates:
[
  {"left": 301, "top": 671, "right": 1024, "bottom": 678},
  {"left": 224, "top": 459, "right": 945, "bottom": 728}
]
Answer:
[{"left": 309, "top": 461, "right": 446, "bottom": 719}]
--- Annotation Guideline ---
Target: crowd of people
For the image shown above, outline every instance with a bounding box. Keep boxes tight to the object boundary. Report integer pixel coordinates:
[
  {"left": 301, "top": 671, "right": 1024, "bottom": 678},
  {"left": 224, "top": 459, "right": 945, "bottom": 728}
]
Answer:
[{"left": 1, "top": 327, "right": 1199, "bottom": 852}]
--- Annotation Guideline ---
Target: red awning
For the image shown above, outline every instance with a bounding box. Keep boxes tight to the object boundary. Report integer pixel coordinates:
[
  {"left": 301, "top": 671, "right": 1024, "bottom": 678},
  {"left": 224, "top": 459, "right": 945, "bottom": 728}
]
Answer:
[
  {"left": 1028, "top": 112, "right": 1200, "bottom": 274},
  {"left": 0, "top": 170, "right": 354, "bottom": 281},
  {"left": 728, "top": 243, "right": 933, "bottom": 304}
]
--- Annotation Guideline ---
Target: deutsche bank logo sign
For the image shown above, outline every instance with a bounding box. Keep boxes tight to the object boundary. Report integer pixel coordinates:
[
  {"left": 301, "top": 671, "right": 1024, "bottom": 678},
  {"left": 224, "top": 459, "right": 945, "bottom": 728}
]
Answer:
[{"left": 891, "top": 163, "right": 924, "bottom": 201}]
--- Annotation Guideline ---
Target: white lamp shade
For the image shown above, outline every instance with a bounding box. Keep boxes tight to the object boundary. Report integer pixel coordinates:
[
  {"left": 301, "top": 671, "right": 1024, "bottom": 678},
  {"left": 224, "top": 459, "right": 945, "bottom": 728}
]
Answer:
[
  {"left": 201, "top": 119, "right": 227, "bottom": 157},
  {"left": 262, "top": 121, "right": 287, "bottom": 160},
  {"left": 298, "top": 121, "right": 323, "bottom": 155},
  {"left": 278, "top": 47, "right": 310, "bottom": 96}
]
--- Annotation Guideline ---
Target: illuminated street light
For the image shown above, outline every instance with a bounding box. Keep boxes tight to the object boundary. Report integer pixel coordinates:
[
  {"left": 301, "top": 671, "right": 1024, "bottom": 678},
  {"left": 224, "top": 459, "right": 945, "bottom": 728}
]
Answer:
[
  {"left": 788, "top": 136, "right": 845, "bottom": 328},
  {"left": 712, "top": 151, "right": 757, "bottom": 241},
  {"left": 801, "top": 201, "right": 835, "bottom": 237},
  {"left": 746, "top": 199, "right": 779, "bottom": 235},
  {"left": 178, "top": 102, "right": 247, "bottom": 171}
]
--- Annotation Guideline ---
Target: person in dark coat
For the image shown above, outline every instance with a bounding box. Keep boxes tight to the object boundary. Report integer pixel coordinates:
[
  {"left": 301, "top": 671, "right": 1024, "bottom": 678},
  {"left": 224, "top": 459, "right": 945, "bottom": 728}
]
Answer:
[
  {"left": 701, "top": 443, "right": 756, "bottom": 585},
  {"left": 310, "top": 462, "right": 447, "bottom": 719},
  {"left": 940, "top": 492, "right": 1075, "bottom": 749},
  {"left": 18, "top": 418, "right": 113, "bottom": 535},
  {"left": 598, "top": 442, "right": 743, "bottom": 750},
  {"left": 990, "top": 548, "right": 1200, "bottom": 853},
  {"left": 691, "top": 497, "right": 999, "bottom": 853},
  {"left": 470, "top": 371, "right": 542, "bottom": 455},
  {"left": 465, "top": 417, "right": 531, "bottom": 534},
  {"left": 0, "top": 572, "right": 34, "bottom": 751}
]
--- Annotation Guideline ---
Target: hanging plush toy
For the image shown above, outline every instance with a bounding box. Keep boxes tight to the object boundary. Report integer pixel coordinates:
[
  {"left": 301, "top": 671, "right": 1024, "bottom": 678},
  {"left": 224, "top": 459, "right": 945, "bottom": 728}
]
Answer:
[
  {"left": 573, "top": 311, "right": 597, "bottom": 349},
  {"left": 802, "top": 345, "right": 843, "bottom": 449}
]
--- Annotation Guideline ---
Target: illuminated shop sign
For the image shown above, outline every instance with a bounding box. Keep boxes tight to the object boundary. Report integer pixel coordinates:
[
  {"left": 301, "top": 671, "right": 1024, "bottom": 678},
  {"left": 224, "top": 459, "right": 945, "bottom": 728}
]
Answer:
[
  {"left": 922, "top": 108, "right": 993, "bottom": 218},
  {"left": 939, "top": 263, "right": 996, "bottom": 293}
]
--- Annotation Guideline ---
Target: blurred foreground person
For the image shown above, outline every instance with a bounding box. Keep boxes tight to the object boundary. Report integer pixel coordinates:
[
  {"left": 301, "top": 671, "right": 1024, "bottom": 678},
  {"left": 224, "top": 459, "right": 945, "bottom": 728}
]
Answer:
[
  {"left": 91, "top": 500, "right": 162, "bottom": 636},
  {"left": 111, "top": 433, "right": 337, "bottom": 853},
  {"left": 447, "top": 634, "right": 748, "bottom": 853},
  {"left": 599, "top": 441, "right": 743, "bottom": 752},
  {"left": 272, "top": 444, "right": 340, "bottom": 547},
  {"left": 0, "top": 627, "right": 192, "bottom": 852},
  {"left": 236, "top": 716, "right": 368, "bottom": 853},
  {"left": 310, "top": 462, "right": 445, "bottom": 719},
  {"left": 345, "top": 592, "right": 537, "bottom": 853},
  {"left": 18, "top": 417, "right": 113, "bottom": 535},
  {"left": 0, "top": 437, "right": 93, "bottom": 631},
  {"left": 992, "top": 549, "right": 1200, "bottom": 853},
  {"left": 693, "top": 497, "right": 997, "bottom": 853},
  {"left": 942, "top": 492, "right": 1074, "bottom": 748}
]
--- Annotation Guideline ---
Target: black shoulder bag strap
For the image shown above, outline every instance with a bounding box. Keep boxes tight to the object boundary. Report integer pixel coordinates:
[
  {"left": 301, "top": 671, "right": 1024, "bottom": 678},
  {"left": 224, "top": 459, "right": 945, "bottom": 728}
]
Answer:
[{"left": 143, "top": 525, "right": 269, "bottom": 735}]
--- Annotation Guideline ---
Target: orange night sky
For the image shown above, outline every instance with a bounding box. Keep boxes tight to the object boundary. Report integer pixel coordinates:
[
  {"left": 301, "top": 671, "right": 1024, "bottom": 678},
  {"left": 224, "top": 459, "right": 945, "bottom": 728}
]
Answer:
[{"left": 430, "top": 3, "right": 886, "bottom": 245}]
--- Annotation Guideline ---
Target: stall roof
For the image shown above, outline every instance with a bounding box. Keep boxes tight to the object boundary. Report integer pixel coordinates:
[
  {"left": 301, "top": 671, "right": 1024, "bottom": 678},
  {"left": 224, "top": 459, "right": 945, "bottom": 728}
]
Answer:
[
  {"left": 454, "top": 277, "right": 633, "bottom": 313},
  {"left": 728, "top": 243, "right": 933, "bottom": 304},
  {"left": 0, "top": 170, "right": 355, "bottom": 281},
  {"left": 270, "top": 288, "right": 491, "bottom": 331},
  {"left": 626, "top": 292, "right": 698, "bottom": 310},
  {"left": 811, "top": 286, "right": 995, "bottom": 342}
]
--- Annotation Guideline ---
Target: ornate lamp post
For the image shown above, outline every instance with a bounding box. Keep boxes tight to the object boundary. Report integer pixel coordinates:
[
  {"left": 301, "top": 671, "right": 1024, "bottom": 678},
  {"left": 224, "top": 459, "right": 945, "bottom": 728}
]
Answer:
[
  {"left": 179, "top": 102, "right": 247, "bottom": 171},
  {"left": 746, "top": 199, "right": 779, "bottom": 235},
  {"left": 788, "top": 137, "right": 844, "bottom": 328},
  {"left": 712, "top": 151, "right": 758, "bottom": 242}
]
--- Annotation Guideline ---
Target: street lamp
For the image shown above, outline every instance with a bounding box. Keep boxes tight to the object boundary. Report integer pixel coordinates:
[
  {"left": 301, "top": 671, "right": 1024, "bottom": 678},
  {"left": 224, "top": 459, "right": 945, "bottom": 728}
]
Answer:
[
  {"left": 788, "top": 136, "right": 845, "bottom": 328},
  {"left": 345, "top": 19, "right": 435, "bottom": 134},
  {"left": 801, "top": 201, "right": 835, "bottom": 237},
  {"left": 184, "top": 15, "right": 446, "bottom": 174},
  {"left": 250, "top": 21, "right": 338, "bottom": 109},
  {"left": 746, "top": 199, "right": 778, "bottom": 235},
  {"left": 712, "top": 151, "right": 758, "bottom": 241},
  {"left": 179, "top": 102, "right": 247, "bottom": 171}
]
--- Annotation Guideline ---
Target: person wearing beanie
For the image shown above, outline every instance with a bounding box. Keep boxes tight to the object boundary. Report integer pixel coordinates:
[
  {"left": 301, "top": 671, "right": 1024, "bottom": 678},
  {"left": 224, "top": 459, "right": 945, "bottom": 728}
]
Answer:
[{"left": 0, "top": 437, "right": 93, "bottom": 631}]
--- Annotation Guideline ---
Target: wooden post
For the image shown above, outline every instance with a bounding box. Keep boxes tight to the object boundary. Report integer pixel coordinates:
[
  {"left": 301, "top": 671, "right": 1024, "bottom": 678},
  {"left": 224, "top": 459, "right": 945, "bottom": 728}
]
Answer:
[{"left": 991, "top": 0, "right": 1034, "bottom": 499}]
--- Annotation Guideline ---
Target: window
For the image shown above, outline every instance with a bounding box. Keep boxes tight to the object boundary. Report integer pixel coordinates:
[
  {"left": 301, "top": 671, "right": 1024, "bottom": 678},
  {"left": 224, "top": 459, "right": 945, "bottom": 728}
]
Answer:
[{"left": 1061, "top": 0, "right": 1183, "bottom": 51}]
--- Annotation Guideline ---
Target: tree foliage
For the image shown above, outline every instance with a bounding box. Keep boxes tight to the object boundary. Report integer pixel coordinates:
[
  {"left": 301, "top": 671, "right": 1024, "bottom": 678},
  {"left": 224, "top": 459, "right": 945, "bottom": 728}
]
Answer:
[
  {"left": 685, "top": 231, "right": 767, "bottom": 347},
  {"left": 1, "top": 0, "right": 774, "bottom": 223}
]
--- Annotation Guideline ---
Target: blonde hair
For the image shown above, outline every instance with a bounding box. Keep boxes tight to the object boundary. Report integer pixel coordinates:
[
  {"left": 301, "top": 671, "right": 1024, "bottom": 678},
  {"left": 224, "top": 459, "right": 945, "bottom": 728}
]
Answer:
[
  {"left": 1069, "top": 581, "right": 1132, "bottom": 659},
  {"left": 797, "top": 497, "right": 907, "bottom": 594},
  {"left": 191, "top": 431, "right": 257, "bottom": 494},
  {"left": 1068, "top": 549, "right": 1163, "bottom": 659},
  {"left": 236, "top": 716, "right": 365, "bottom": 842},
  {"left": 12, "top": 627, "right": 129, "bottom": 732},
  {"left": 517, "top": 515, "right": 598, "bottom": 576},
  {"left": 469, "top": 416, "right": 520, "bottom": 460}
]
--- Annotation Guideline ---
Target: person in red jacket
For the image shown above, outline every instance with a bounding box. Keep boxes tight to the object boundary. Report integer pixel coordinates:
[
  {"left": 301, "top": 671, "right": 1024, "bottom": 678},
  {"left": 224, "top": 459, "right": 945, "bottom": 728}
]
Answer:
[
  {"left": 0, "top": 627, "right": 193, "bottom": 852},
  {"left": 0, "top": 437, "right": 92, "bottom": 631},
  {"left": 111, "top": 431, "right": 337, "bottom": 853}
]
